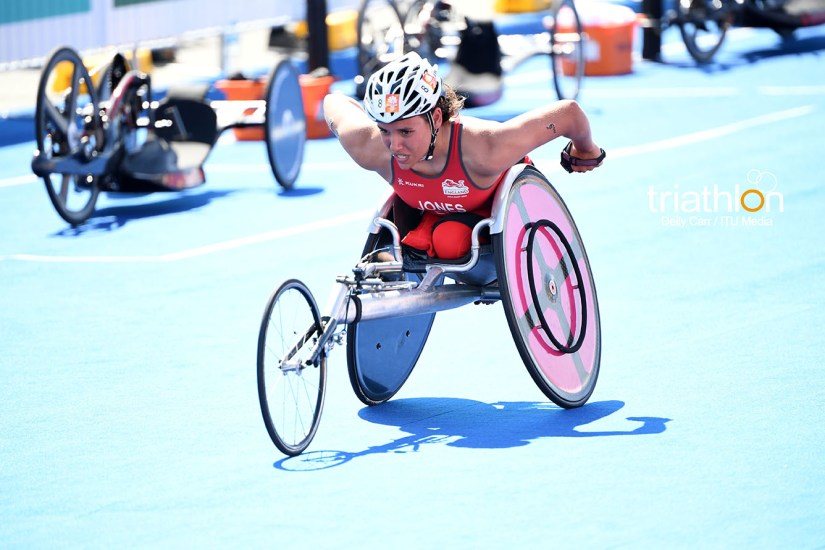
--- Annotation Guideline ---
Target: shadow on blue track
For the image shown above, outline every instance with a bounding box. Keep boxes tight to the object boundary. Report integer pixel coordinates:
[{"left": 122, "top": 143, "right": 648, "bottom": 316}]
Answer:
[
  {"left": 46, "top": 190, "right": 234, "bottom": 235},
  {"left": 742, "top": 34, "right": 825, "bottom": 61},
  {"left": 274, "top": 398, "right": 670, "bottom": 471},
  {"left": 652, "top": 32, "right": 825, "bottom": 72},
  {"left": 277, "top": 187, "right": 325, "bottom": 197},
  {"left": 43, "top": 185, "right": 325, "bottom": 236}
]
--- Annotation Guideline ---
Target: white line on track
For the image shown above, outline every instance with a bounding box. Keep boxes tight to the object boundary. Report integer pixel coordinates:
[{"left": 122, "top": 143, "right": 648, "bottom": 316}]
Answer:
[
  {"left": 0, "top": 174, "right": 37, "bottom": 188},
  {"left": 0, "top": 161, "right": 370, "bottom": 188},
  {"left": 2, "top": 104, "right": 814, "bottom": 263},
  {"left": 205, "top": 161, "right": 358, "bottom": 173},
  {"left": 605, "top": 105, "right": 814, "bottom": 159},
  {"left": 758, "top": 86, "right": 825, "bottom": 96},
  {"left": 1, "top": 208, "right": 376, "bottom": 263}
]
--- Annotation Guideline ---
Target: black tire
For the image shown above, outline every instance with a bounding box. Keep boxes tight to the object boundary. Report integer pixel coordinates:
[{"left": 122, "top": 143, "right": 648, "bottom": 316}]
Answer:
[
  {"left": 95, "top": 52, "right": 131, "bottom": 103},
  {"left": 264, "top": 58, "right": 306, "bottom": 189},
  {"left": 257, "top": 279, "right": 326, "bottom": 456},
  {"left": 677, "top": 0, "right": 734, "bottom": 63},
  {"left": 356, "top": 0, "right": 406, "bottom": 82},
  {"left": 549, "top": 0, "right": 584, "bottom": 100},
  {"left": 403, "top": 0, "right": 458, "bottom": 62},
  {"left": 34, "top": 46, "right": 102, "bottom": 225},
  {"left": 492, "top": 166, "right": 601, "bottom": 408},
  {"left": 403, "top": 0, "right": 437, "bottom": 60}
]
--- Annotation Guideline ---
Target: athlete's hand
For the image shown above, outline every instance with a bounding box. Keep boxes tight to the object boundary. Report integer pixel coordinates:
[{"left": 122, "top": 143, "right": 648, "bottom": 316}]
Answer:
[{"left": 560, "top": 141, "right": 606, "bottom": 173}]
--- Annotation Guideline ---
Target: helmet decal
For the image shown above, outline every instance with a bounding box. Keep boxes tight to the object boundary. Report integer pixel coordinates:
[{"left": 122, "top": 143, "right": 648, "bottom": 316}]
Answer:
[{"left": 421, "top": 71, "right": 437, "bottom": 91}]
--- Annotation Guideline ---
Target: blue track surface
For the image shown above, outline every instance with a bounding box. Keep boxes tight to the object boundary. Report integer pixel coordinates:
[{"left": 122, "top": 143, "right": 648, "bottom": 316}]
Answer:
[{"left": 2, "top": 24, "right": 825, "bottom": 547}]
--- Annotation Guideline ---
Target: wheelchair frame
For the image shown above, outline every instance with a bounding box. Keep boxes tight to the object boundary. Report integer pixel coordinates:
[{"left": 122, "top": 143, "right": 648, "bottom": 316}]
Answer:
[{"left": 257, "top": 163, "right": 602, "bottom": 456}]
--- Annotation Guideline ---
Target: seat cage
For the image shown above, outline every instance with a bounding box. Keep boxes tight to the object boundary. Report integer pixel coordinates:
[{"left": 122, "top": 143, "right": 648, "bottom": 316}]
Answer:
[{"left": 363, "top": 163, "right": 530, "bottom": 285}]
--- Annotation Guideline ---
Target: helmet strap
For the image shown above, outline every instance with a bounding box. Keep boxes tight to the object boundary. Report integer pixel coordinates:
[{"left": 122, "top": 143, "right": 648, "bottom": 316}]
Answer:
[{"left": 422, "top": 111, "right": 438, "bottom": 161}]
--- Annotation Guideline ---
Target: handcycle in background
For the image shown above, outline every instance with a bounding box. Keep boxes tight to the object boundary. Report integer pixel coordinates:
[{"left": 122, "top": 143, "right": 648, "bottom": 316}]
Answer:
[
  {"left": 256, "top": 162, "right": 602, "bottom": 456},
  {"left": 640, "top": 0, "right": 825, "bottom": 63},
  {"left": 30, "top": 46, "right": 307, "bottom": 226},
  {"left": 354, "top": 0, "right": 587, "bottom": 101}
]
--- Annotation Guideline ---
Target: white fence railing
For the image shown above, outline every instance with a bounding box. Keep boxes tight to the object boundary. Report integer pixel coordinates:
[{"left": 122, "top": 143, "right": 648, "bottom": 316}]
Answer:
[{"left": 0, "top": 0, "right": 359, "bottom": 67}]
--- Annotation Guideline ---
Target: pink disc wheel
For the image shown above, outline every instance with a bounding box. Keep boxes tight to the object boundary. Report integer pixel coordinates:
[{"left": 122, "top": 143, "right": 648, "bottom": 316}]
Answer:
[{"left": 492, "top": 165, "right": 600, "bottom": 407}]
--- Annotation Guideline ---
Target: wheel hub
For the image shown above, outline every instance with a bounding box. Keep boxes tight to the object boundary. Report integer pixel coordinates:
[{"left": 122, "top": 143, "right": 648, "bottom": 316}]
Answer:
[{"left": 546, "top": 275, "right": 558, "bottom": 302}]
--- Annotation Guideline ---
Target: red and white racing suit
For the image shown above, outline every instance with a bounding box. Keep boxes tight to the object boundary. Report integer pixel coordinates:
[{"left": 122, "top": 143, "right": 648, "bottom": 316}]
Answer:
[{"left": 391, "top": 120, "right": 519, "bottom": 259}]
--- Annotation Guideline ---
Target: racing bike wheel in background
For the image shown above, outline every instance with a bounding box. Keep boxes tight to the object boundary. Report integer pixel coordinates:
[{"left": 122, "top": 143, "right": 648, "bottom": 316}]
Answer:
[
  {"left": 264, "top": 58, "right": 306, "bottom": 190},
  {"left": 548, "top": 0, "right": 584, "bottom": 100},
  {"left": 677, "top": 0, "right": 734, "bottom": 63},
  {"left": 33, "top": 46, "right": 103, "bottom": 225},
  {"left": 356, "top": 0, "right": 407, "bottom": 84}
]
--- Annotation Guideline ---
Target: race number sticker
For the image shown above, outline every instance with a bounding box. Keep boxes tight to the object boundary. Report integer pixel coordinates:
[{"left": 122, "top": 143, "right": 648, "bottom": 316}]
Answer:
[{"left": 421, "top": 71, "right": 437, "bottom": 91}]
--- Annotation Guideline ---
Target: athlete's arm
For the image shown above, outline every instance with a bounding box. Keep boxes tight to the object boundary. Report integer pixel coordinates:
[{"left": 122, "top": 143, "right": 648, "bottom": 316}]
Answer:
[
  {"left": 464, "top": 100, "right": 603, "bottom": 177},
  {"left": 323, "top": 93, "right": 392, "bottom": 180}
]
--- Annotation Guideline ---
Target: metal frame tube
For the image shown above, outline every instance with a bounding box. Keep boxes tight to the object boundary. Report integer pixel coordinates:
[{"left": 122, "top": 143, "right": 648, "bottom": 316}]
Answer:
[{"left": 341, "top": 285, "right": 500, "bottom": 324}]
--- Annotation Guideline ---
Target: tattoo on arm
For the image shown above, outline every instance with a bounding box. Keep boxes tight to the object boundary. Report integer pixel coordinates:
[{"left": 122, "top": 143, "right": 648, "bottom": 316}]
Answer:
[{"left": 546, "top": 123, "right": 557, "bottom": 134}]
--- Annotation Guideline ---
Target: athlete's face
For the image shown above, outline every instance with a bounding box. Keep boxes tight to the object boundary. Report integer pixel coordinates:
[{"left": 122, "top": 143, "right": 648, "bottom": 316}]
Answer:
[
  {"left": 377, "top": 116, "right": 427, "bottom": 167},
  {"left": 376, "top": 110, "right": 440, "bottom": 168}
]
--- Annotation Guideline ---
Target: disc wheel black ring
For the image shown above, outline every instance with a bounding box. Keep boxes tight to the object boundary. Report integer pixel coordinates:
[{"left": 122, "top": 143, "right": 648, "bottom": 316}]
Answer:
[{"left": 525, "top": 219, "right": 587, "bottom": 354}]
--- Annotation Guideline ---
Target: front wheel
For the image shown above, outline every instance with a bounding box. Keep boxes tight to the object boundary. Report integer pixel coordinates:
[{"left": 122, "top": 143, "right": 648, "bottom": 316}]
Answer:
[{"left": 257, "top": 279, "right": 326, "bottom": 456}]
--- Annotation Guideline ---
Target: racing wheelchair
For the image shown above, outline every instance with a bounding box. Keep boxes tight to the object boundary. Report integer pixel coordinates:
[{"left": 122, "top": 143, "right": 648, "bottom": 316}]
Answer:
[
  {"left": 30, "top": 46, "right": 307, "bottom": 226},
  {"left": 256, "top": 162, "right": 601, "bottom": 456},
  {"left": 355, "top": 0, "right": 586, "bottom": 101},
  {"left": 640, "top": 0, "right": 825, "bottom": 63}
]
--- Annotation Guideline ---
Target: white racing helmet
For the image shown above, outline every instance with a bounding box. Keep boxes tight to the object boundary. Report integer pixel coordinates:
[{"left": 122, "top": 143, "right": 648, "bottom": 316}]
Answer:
[{"left": 363, "top": 52, "right": 443, "bottom": 123}]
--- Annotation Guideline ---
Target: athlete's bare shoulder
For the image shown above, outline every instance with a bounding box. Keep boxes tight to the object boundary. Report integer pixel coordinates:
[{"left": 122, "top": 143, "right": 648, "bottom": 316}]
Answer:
[
  {"left": 455, "top": 114, "right": 499, "bottom": 134},
  {"left": 452, "top": 116, "right": 512, "bottom": 181}
]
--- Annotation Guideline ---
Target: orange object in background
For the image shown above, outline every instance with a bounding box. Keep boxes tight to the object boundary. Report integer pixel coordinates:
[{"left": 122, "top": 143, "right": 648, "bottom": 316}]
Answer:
[
  {"left": 557, "top": 2, "right": 636, "bottom": 76},
  {"left": 214, "top": 78, "right": 266, "bottom": 141},
  {"left": 215, "top": 73, "right": 336, "bottom": 141},
  {"left": 299, "top": 74, "right": 335, "bottom": 139},
  {"left": 53, "top": 48, "right": 155, "bottom": 93},
  {"left": 582, "top": 20, "right": 635, "bottom": 76},
  {"left": 494, "top": 0, "right": 550, "bottom": 13}
]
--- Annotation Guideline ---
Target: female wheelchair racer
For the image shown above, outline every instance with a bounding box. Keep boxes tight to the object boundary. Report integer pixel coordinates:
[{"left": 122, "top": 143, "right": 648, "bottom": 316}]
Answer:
[{"left": 257, "top": 52, "right": 607, "bottom": 456}]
